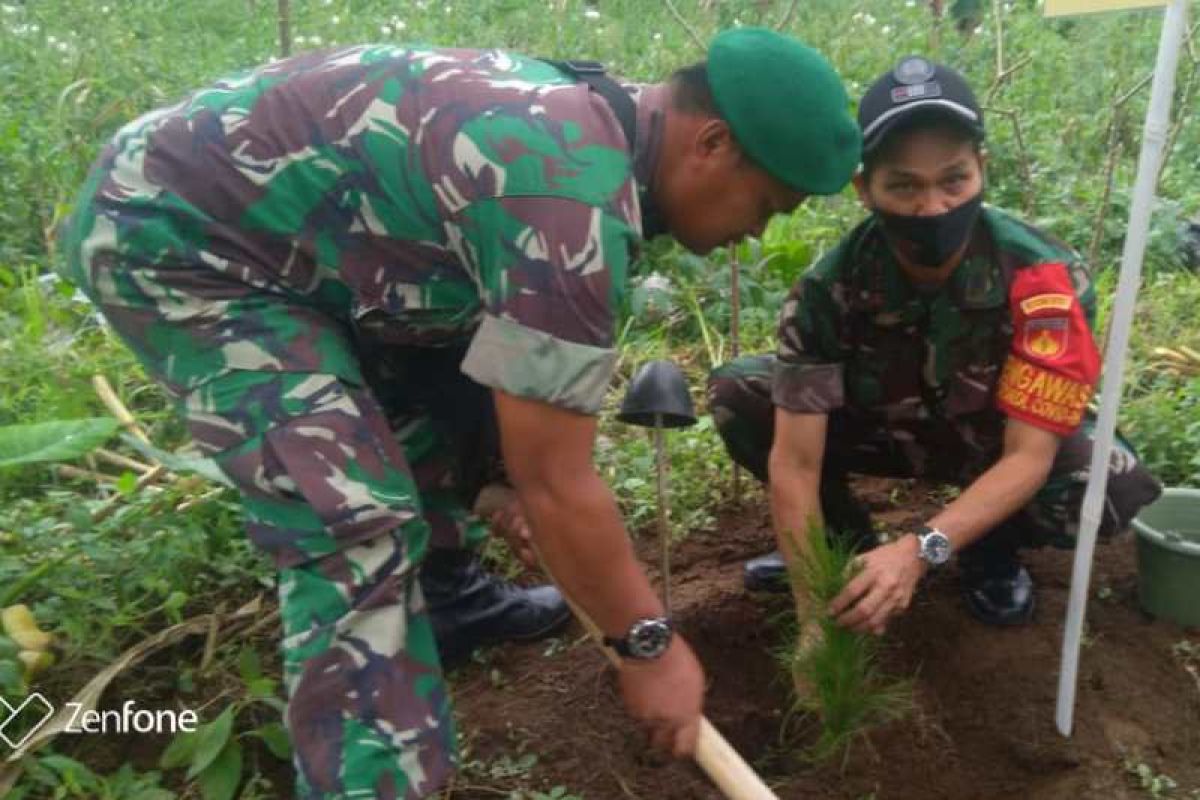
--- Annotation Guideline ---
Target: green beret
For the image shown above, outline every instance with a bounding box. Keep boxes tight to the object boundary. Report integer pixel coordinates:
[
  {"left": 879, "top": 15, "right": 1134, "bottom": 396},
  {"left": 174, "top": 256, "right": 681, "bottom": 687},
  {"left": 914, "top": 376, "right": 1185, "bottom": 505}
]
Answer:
[{"left": 707, "top": 27, "right": 861, "bottom": 195}]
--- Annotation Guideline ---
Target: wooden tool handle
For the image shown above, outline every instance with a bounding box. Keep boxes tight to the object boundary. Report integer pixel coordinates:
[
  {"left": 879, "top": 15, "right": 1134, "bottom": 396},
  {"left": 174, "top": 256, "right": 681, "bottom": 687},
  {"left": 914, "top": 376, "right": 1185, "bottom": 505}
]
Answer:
[{"left": 474, "top": 485, "right": 778, "bottom": 800}]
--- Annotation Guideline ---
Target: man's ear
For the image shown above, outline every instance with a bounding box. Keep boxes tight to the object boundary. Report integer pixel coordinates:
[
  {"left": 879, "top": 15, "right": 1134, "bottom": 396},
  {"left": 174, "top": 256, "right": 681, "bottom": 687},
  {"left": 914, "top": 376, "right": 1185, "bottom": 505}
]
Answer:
[
  {"left": 977, "top": 148, "right": 989, "bottom": 186},
  {"left": 693, "top": 118, "right": 737, "bottom": 161},
  {"left": 852, "top": 171, "right": 872, "bottom": 210}
]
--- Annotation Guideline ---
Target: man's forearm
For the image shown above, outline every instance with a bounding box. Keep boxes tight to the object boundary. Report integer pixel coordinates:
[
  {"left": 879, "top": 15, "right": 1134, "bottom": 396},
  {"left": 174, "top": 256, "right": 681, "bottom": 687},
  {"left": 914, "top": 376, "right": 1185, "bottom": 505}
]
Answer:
[
  {"left": 768, "top": 457, "right": 822, "bottom": 570},
  {"left": 928, "top": 451, "right": 1053, "bottom": 551},
  {"left": 515, "top": 472, "right": 664, "bottom": 637}
]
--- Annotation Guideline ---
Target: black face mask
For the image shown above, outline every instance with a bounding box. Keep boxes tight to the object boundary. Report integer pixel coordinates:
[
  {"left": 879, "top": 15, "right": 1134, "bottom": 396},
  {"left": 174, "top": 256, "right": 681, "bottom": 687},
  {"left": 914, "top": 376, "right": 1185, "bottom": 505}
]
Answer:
[{"left": 875, "top": 193, "right": 983, "bottom": 269}]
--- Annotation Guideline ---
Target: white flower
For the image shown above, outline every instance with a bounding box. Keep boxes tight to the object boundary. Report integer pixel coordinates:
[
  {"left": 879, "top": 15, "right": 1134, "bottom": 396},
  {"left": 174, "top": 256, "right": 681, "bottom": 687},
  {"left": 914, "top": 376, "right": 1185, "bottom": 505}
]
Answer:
[
  {"left": 642, "top": 272, "right": 672, "bottom": 292},
  {"left": 294, "top": 34, "right": 306, "bottom": 45},
  {"left": 652, "top": 32, "right": 662, "bottom": 41},
  {"left": 47, "top": 34, "right": 56, "bottom": 44},
  {"left": 56, "top": 40, "right": 69, "bottom": 52},
  {"left": 584, "top": 7, "right": 599, "bottom": 19},
  {"left": 1, "top": 4, "right": 19, "bottom": 13},
  {"left": 100, "top": 4, "right": 110, "bottom": 11},
  {"left": 881, "top": 25, "right": 892, "bottom": 35},
  {"left": 733, "top": 17, "right": 742, "bottom": 26},
  {"left": 905, "top": 0, "right": 916, "bottom": 6},
  {"left": 309, "top": 34, "right": 323, "bottom": 45},
  {"left": 381, "top": 24, "right": 392, "bottom": 36},
  {"left": 331, "top": 14, "right": 340, "bottom": 24}
]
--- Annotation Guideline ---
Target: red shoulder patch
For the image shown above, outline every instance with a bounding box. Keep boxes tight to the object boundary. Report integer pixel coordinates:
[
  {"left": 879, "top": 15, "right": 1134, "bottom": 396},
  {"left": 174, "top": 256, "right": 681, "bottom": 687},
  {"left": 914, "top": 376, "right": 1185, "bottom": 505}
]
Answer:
[{"left": 997, "top": 262, "right": 1100, "bottom": 435}]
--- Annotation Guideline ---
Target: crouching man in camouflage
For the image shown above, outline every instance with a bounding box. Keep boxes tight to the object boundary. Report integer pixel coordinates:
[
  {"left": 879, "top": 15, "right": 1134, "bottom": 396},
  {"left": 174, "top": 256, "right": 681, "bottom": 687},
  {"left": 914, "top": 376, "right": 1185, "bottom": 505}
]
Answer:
[
  {"left": 709, "top": 57, "right": 1161, "bottom": 637},
  {"left": 59, "top": 29, "right": 861, "bottom": 798}
]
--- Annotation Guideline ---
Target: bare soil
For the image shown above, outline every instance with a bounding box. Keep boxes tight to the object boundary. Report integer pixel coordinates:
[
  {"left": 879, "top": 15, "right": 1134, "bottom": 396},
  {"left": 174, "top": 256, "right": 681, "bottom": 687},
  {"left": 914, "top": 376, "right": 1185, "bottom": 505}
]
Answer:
[{"left": 449, "top": 478, "right": 1200, "bottom": 800}]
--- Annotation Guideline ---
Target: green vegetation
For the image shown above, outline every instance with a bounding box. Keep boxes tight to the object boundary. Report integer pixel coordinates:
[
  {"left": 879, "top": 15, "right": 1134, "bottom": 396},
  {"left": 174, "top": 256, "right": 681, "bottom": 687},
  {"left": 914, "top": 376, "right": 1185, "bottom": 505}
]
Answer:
[
  {"left": 782, "top": 524, "right": 913, "bottom": 765},
  {"left": 0, "top": 0, "right": 1197, "bottom": 795}
]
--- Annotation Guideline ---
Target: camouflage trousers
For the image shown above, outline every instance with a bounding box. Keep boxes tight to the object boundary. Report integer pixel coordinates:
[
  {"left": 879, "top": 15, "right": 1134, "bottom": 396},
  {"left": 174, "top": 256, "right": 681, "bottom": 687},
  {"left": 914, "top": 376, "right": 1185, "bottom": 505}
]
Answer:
[
  {"left": 708, "top": 355, "right": 1162, "bottom": 550},
  {"left": 70, "top": 257, "right": 500, "bottom": 798}
]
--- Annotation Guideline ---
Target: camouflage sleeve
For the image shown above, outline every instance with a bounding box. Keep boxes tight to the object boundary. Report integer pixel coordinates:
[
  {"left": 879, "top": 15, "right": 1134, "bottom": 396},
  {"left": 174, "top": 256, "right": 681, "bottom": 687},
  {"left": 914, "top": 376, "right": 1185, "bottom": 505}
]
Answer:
[
  {"left": 453, "top": 195, "right": 637, "bottom": 414},
  {"left": 771, "top": 273, "right": 846, "bottom": 414}
]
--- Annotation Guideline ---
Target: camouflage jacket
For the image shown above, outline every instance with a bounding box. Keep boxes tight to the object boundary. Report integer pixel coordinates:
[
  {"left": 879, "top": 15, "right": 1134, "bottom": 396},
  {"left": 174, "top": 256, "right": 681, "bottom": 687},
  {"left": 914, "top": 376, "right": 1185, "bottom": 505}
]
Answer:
[
  {"left": 61, "top": 45, "right": 648, "bottom": 414},
  {"left": 772, "top": 206, "right": 1102, "bottom": 451}
]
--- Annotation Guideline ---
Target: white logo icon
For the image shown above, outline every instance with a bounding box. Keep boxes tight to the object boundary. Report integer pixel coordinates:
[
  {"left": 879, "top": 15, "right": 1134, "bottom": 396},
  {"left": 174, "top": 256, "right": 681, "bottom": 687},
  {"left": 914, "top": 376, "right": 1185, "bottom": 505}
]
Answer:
[{"left": 0, "top": 692, "right": 55, "bottom": 750}]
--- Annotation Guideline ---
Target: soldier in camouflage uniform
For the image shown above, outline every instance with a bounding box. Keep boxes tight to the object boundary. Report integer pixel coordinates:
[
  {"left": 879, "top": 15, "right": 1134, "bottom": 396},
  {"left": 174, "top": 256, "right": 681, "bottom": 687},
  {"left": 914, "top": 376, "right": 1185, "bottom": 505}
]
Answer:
[
  {"left": 59, "top": 30, "right": 861, "bottom": 798},
  {"left": 709, "top": 57, "right": 1161, "bottom": 633}
]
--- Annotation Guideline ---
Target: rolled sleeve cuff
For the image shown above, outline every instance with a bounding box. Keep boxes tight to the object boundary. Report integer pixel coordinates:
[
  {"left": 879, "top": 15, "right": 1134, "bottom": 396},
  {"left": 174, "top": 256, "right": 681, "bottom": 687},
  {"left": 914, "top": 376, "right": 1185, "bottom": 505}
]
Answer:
[
  {"left": 771, "top": 361, "right": 845, "bottom": 413},
  {"left": 462, "top": 314, "right": 617, "bottom": 415}
]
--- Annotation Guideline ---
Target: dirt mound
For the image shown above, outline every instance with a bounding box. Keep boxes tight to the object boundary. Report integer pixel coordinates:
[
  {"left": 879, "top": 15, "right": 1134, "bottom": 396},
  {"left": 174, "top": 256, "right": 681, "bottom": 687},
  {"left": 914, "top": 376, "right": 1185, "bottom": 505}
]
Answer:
[{"left": 451, "top": 479, "right": 1200, "bottom": 799}]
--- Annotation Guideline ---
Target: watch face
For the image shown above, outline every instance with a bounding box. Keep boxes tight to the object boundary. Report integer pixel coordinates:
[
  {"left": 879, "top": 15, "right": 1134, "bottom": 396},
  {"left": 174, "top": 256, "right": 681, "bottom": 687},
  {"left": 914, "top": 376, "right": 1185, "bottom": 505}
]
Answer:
[
  {"left": 627, "top": 619, "right": 673, "bottom": 659},
  {"left": 921, "top": 531, "right": 952, "bottom": 565}
]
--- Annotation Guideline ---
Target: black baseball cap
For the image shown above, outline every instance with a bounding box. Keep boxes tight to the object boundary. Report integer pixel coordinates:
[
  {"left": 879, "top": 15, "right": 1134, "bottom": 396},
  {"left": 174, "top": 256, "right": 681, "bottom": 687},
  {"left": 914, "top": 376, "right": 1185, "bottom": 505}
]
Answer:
[{"left": 857, "top": 56, "right": 984, "bottom": 153}]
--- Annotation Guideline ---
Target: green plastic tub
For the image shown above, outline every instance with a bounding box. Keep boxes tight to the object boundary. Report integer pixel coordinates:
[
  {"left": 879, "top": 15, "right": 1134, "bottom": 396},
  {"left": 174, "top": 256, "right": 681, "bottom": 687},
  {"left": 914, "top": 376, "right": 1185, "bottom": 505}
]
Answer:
[{"left": 1131, "top": 488, "right": 1200, "bottom": 627}]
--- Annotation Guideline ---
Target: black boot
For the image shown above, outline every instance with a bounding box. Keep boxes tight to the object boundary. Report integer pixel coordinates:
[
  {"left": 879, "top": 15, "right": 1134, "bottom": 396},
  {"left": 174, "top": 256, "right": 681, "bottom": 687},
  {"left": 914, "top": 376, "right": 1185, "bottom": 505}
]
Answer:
[
  {"left": 744, "top": 473, "right": 877, "bottom": 594},
  {"left": 958, "top": 528, "right": 1035, "bottom": 626},
  {"left": 420, "top": 549, "right": 572, "bottom": 668}
]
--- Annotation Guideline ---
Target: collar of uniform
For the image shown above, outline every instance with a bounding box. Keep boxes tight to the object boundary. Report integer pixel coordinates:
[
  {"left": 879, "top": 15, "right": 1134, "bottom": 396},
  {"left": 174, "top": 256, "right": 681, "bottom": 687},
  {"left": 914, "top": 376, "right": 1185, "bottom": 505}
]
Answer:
[
  {"left": 848, "top": 206, "right": 1005, "bottom": 314},
  {"left": 629, "top": 83, "right": 667, "bottom": 209}
]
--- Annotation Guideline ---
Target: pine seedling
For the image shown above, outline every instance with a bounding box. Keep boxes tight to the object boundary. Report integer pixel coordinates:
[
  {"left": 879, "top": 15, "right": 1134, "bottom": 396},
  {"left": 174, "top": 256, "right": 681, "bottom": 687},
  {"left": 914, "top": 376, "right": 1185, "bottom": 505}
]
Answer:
[{"left": 779, "top": 520, "right": 913, "bottom": 765}]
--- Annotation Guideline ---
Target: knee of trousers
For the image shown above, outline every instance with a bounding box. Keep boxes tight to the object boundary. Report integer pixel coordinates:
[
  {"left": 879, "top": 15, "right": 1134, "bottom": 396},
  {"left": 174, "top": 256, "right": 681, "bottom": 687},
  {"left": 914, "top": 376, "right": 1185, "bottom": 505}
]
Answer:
[{"left": 1023, "top": 454, "right": 1163, "bottom": 547}]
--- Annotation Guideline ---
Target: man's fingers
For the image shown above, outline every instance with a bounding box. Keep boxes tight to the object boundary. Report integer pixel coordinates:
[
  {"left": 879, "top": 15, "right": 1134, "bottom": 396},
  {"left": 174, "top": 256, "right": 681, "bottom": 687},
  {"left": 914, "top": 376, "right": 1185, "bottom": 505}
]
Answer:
[
  {"left": 648, "top": 721, "right": 675, "bottom": 753},
  {"left": 828, "top": 570, "right": 874, "bottom": 617},
  {"left": 671, "top": 718, "right": 700, "bottom": 758},
  {"left": 836, "top": 586, "right": 886, "bottom": 631}
]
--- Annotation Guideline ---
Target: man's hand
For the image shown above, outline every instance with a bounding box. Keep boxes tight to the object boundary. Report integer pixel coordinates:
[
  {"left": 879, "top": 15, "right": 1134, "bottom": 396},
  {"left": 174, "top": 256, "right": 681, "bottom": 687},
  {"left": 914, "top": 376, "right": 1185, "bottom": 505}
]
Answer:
[
  {"left": 483, "top": 488, "right": 538, "bottom": 570},
  {"left": 828, "top": 535, "right": 927, "bottom": 635},
  {"left": 618, "top": 636, "right": 705, "bottom": 757}
]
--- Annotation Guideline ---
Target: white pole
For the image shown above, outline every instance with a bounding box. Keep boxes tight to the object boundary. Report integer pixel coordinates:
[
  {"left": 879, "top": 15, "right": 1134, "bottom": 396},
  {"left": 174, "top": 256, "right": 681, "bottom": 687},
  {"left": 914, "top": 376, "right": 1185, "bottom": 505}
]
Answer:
[{"left": 1055, "top": 0, "right": 1189, "bottom": 737}]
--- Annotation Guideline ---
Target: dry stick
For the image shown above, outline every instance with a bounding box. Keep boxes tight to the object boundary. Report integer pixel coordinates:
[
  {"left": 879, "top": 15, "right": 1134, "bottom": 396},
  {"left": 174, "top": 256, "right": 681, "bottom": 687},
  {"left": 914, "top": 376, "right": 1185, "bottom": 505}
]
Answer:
[
  {"left": 773, "top": 0, "right": 799, "bottom": 31},
  {"left": 730, "top": 247, "right": 742, "bottom": 503},
  {"left": 662, "top": 0, "right": 707, "bottom": 53},
  {"left": 277, "top": 0, "right": 292, "bottom": 58},
  {"left": 92, "top": 466, "right": 168, "bottom": 522},
  {"left": 94, "top": 448, "right": 154, "bottom": 475},
  {"left": 992, "top": 0, "right": 1004, "bottom": 78},
  {"left": 983, "top": 107, "right": 1035, "bottom": 216},
  {"left": 474, "top": 486, "right": 779, "bottom": 800},
  {"left": 92, "top": 375, "right": 152, "bottom": 445},
  {"left": 1087, "top": 117, "right": 1124, "bottom": 272},
  {"left": 90, "top": 374, "right": 174, "bottom": 518},
  {"left": 55, "top": 464, "right": 118, "bottom": 484},
  {"left": 653, "top": 416, "right": 671, "bottom": 614},
  {"left": 176, "top": 488, "right": 224, "bottom": 514},
  {"left": 984, "top": 53, "right": 1032, "bottom": 107},
  {"left": 1155, "top": 48, "right": 1199, "bottom": 188}
]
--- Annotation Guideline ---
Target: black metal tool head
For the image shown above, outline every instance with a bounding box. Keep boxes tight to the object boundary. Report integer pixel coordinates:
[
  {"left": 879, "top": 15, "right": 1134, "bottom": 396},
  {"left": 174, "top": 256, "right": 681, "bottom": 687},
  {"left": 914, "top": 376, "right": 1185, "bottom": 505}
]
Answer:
[{"left": 617, "top": 360, "right": 697, "bottom": 428}]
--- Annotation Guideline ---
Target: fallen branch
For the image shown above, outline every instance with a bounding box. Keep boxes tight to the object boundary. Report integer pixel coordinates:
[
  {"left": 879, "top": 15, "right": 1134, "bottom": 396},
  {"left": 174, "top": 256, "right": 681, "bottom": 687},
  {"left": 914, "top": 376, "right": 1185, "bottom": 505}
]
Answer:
[
  {"left": 91, "top": 465, "right": 168, "bottom": 522},
  {"left": 93, "top": 448, "right": 155, "bottom": 475},
  {"left": 55, "top": 464, "right": 118, "bottom": 485},
  {"left": 91, "top": 375, "right": 152, "bottom": 446}
]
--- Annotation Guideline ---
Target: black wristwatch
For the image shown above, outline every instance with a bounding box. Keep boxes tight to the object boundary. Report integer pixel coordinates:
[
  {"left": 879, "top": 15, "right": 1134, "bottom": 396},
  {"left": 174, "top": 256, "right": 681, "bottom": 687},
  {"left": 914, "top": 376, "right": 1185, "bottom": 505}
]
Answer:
[{"left": 603, "top": 617, "right": 674, "bottom": 660}]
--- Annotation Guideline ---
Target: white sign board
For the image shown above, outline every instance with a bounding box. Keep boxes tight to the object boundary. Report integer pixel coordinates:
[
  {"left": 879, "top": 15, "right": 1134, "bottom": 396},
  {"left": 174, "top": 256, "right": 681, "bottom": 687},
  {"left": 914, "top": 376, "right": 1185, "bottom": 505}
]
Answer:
[{"left": 1045, "top": 0, "right": 1167, "bottom": 16}]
